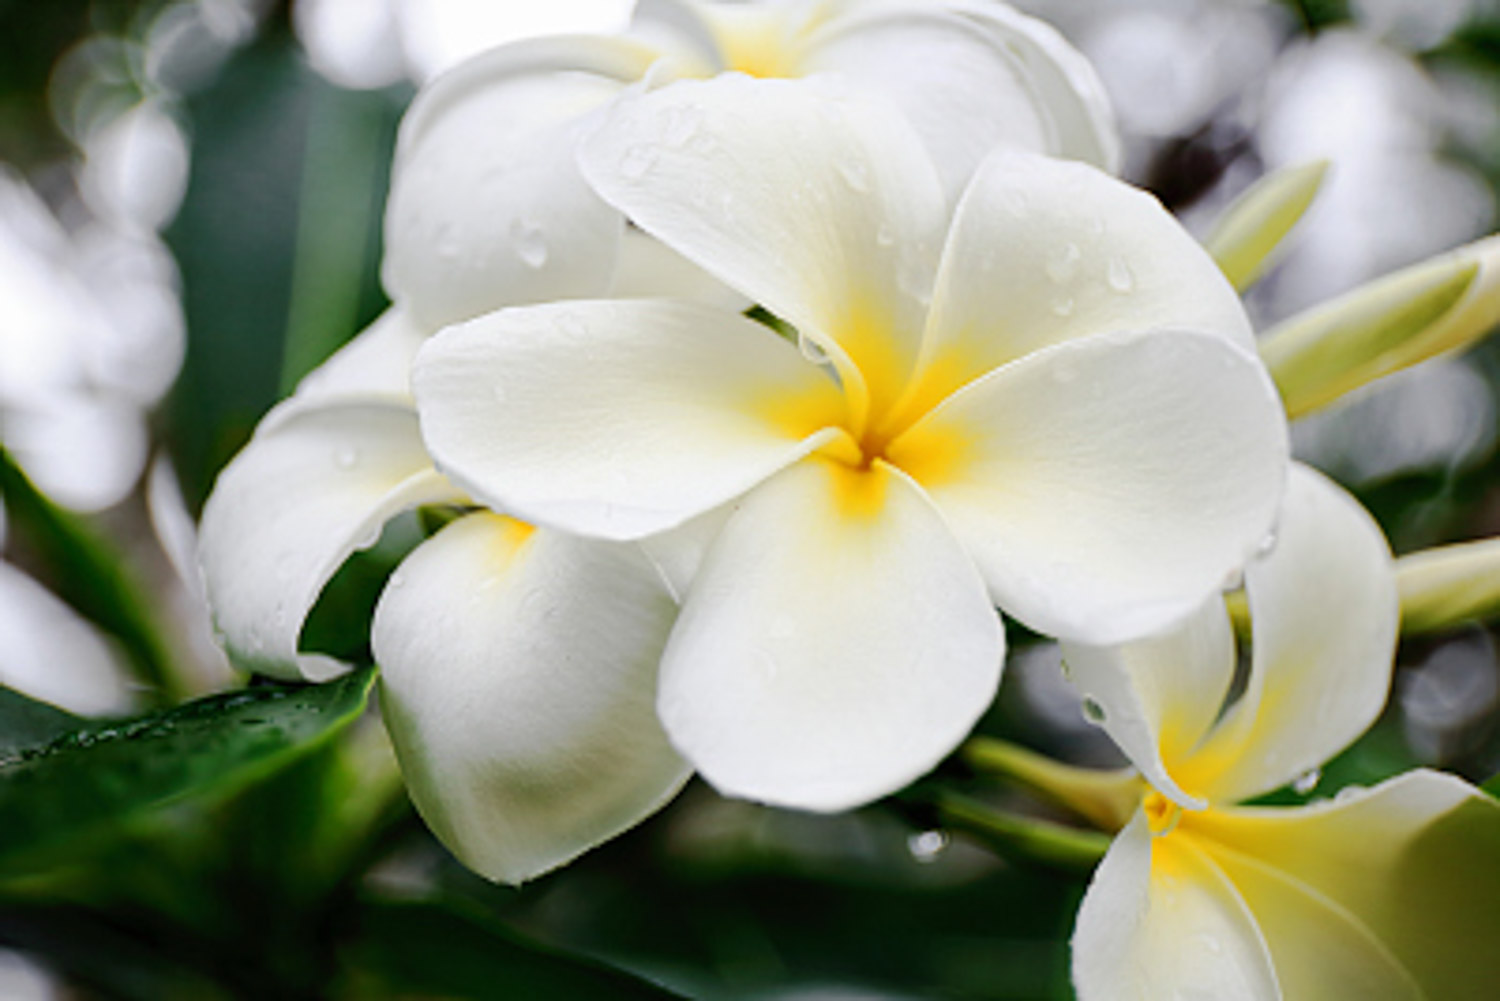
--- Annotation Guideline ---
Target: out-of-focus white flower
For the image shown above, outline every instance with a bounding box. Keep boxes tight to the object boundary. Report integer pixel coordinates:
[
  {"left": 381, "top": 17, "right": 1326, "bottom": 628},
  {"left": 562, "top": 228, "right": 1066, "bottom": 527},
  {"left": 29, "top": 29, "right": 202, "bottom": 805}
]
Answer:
[
  {"left": 0, "top": 170, "right": 181, "bottom": 512},
  {"left": 1065, "top": 464, "right": 1500, "bottom": 1000},
  {"left": 1258, "top": 30, "right": 1494, "bottom": 318},
  {"left": 409, "top": 77, "right": 1287, "bottom": 812}
]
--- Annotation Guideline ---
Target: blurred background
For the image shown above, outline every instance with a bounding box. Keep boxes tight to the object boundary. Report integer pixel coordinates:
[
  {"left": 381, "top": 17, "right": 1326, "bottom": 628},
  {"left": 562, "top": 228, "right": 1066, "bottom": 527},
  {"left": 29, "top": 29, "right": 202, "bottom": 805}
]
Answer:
[{"left": 1, "top": 1, "right": 1498, "bottom": 998}]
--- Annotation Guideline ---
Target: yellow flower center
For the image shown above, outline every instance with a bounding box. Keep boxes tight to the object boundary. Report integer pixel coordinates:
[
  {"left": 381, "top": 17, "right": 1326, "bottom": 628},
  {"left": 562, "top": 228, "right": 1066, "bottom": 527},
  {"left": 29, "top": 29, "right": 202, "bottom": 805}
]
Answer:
[{"left": 1144, "top": 790, "right": 1184, "bottom": 837}]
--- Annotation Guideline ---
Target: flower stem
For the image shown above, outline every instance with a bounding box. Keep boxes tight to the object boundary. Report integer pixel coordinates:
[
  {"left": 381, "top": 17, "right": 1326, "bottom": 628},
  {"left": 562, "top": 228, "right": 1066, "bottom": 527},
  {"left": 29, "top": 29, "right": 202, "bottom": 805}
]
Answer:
[{"left": 961, "top": 736, "right": 1140, "bottom": 833}]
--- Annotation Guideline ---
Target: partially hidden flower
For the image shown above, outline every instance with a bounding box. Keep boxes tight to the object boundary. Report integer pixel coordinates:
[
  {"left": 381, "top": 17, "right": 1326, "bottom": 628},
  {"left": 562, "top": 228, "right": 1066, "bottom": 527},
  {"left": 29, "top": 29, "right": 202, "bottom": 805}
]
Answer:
[
  {"left": 197, "top": 0, "right": 1125, "bottom": 881},
  {"left": 1064, "top": 462, "right": 1500, "bottom": 1000},
  {"left": 382, "top": 0, "right": 1119, "bottom": 333},
  {"left": 410, "top": 76, "right": 1290, "bottom": 813}
]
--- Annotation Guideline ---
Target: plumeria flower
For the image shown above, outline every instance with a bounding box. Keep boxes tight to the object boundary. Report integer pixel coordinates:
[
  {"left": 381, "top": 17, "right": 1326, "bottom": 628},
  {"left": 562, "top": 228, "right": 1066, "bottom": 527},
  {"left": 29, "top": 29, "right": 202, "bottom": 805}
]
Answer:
[
  {"left": 383, "top": 0, "right": 1119, "bottom": 334},
  {"left": 410, "top": 75, "right": 1289, "bottom": 813},
  {"left": 1064, "top": 462, "right": 1500, "bottom": 1000},
  {"left": 200, "top": 0, "right": 1124, "bottom": 880}
]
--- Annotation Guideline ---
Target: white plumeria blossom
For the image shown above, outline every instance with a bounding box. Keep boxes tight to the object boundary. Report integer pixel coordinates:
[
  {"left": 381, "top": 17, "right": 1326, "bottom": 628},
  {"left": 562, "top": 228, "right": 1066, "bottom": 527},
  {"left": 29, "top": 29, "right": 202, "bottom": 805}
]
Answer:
[
  {"left": 382, "top": 0, "right": 1119, "bottom": 332},
  {"left": 199, "top": 0, "right": 1124, "bottom": 880},
  {"left": 1065, "top": 462, "right": 1500, "bottom": 1000},
  {"left": 411, "top": 76, "right": 1289, "bottom": 812}
]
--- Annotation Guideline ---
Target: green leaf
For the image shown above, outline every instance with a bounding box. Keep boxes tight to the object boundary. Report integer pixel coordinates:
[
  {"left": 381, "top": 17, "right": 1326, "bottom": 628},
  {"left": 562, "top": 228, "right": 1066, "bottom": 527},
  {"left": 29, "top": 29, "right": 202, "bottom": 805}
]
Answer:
[
  {"left": 0, "top": 685, "right": 81, "bottom": 756},
  {"left": 342, "top": 899, "right": 687, "bottom": 1000},
  {"left": 1206, "top": 160, "right": 1328, "bottom": 292},
  {"left": 0, "top": 449, "right": 184, "bottom": 702},
  {"left": 0, "top": 668, "right": 374, "bottom": 871}
]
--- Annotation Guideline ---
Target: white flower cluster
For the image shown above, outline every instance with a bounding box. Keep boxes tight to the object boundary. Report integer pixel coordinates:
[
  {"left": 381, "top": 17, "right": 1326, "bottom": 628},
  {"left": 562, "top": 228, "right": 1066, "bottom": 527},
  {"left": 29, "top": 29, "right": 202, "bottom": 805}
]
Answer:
[{"left": 201, "top": 3, "right": 1499, "bottom": 997}]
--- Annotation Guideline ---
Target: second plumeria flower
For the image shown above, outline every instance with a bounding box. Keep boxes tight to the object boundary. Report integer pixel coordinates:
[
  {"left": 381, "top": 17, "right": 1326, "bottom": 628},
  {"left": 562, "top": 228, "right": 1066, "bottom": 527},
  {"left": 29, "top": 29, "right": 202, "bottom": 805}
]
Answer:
[{"left": 411, "top": 76, "right": 1290, "bottom": 812}]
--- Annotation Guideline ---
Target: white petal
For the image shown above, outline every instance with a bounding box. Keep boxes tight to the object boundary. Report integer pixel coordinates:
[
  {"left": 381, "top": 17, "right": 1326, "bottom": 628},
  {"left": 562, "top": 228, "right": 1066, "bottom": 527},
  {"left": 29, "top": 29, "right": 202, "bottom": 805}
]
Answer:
[
  {"left": 0, "top": 561, "right": 136, "bottom": 716},
  {"left": 579, "top": 74, "right": 947, "bottom": 424},
  {"left": 412, "top": 298, "right": 846, "bottom": 540},
  {"left": 1073, "top": 812, "right": 1280, "bottom": 1001},
  {"left": 891, "top": 329, "right": 1287, "bottom": 645},
  {"left": 373, "top": 513, "right": 689, "bottom": 884},
  {"left": 898, "top": 151, "right": 1253, "bottom": 418},
  {"left": 801, "top": 1, "right": 1119, "bottom": 198},
  {"left": 607, "top": 225, "right": 745, "bottom": 309},
  {"left": 1183, "top": 464, "right": 1398, "bottom": 802},
  {"left": 1060, "top": 597, "right": 1236, "bottom": 810},
  {"left": 198, "top": 402, "right": 460, "bottom": 681},
  {"left": 1192, "top": 770, "right": 1500, "bottom": 999},
  {"left": 382, "top": 36, "right": 656, "bottom": 329},
  {"left": 657, "top": 458, "right": 1003, "bottom": 812},
  {"left": 947, "top": 0, "right": 1121, "bottom": 171}
]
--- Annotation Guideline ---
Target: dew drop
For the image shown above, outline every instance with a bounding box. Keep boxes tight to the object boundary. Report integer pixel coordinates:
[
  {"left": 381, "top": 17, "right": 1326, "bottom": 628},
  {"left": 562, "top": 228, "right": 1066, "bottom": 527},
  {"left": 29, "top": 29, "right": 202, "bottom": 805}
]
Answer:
[
  {"left": 1081, "top": 696, "right": 1108, "bottom": 725},
  {"left": 1051, "top": 295, "right": 1075, "bottom": 317},
  {"left": 1292, "top": 767, "right": 1321, "bottom": 795},
  {"left": 838, "top": 159, "right": 871, "bottom": 193},
  {"left": 510, "top": 218, "right": 548, "bottom": 269},
  {"left": 620, "top": 144, "right": 659, "bottom": 179},
  {"left": 1106, "top": 256, "right": 1135, "bottom": 293},
  {"left": 1256, "top": 528, "right": 1279, "bottom": 557},
  {"left": 334, "top": 446, "right": 359, "bottom": 470},
  {"left": 907, "top": 829, "right": 949, "bottom": 863},
  {"left": 799, "top": 332, "right": 831, "bottom": 365},
  {"left": 1045, "top": 241, "right": 1082, "bottom": 283},
  {"left": 662, "top": 104, "right": 703, "bottom": 146},
  {"left": 387, "top": 569, "right": 407, "bottom": 590}
]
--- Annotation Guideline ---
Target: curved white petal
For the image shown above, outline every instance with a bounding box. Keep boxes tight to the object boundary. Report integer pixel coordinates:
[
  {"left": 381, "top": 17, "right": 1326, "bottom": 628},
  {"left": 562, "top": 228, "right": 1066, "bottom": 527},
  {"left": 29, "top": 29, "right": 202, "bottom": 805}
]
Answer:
[
  {"left": 1184, "top": 464, "right": 1398, "bottom": 803},
  {"left": 373, "top": 513, "right": 690, "bottom": 884},
  {"left": 198, "top": 402, "right": 461, "bottom": 681},
  {"left": 1060, "top": 597, "right": 1236, "bottom": 810},
  {"left": 412, "top": 298, "right": 846, "bottom": 540},
  {"left": 891, "top": 329, "right": 1287, "bottom": 645},
  {"left": 383, "top": 36, "right": 658, "bottom": 329},
  {"left": 607, "top": 225, "right": 745, "bottom": 308},
  {"left": 1073, "top": 813, "right": 1280, "bottom": 1001},
  {"left": 1192, "top": 770, "right": 1500, "bottom": 999},
  {"left": 579, "top": 74, "right": 947, "bottom": 424},
  {"left": 0, "top": 561, "right": 136, "bottom": 716},
  {"left": 898, "top": 151, "right": 1253, "bottom": 417},
  {"left": 946, "top": 0, "right": 1120, "bottom": 171},
  {"left": 657, "top": 458, "right": 1004, "bottom": 812}
]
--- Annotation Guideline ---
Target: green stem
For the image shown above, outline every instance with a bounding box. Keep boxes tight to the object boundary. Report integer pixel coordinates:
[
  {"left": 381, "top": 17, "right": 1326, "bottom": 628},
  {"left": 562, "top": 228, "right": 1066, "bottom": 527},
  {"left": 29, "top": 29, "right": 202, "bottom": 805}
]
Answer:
[
  {"left": 962, "top": 737, "right": 1140, "bottom": 833},
  {"left": 1397, "top": 537, "right": 1500, "bottom": 636},
  {"left": 930, "top": 789, "right": 1110, "bottom": 870}
]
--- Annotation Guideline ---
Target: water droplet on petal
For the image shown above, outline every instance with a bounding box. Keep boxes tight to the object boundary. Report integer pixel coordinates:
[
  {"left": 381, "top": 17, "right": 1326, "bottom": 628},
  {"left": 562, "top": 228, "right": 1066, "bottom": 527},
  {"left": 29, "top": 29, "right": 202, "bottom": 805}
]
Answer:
[
  {"left": 799, "top": 332, "right": 831, "bottom": 366},
  {"left": 620, "top": 144, "right": 658, "bottom": 179},
  {"left": 907, "top": 829, "right": 949, "bottom": 863},
  {"left": 335, "top": 447, "right": 359, "bottom": 470},
  {"left": 1050, "top": 295, "right": 1075, "bottom": 317},
  {"left": 387, "top": 569, "right": 407, "bottom": 590},
  {"left": 1256, "top": 528, "right": 1279, "bottom": 557},
  {"left": 510, "top": 218, "right": 548, "bottom": 269},
  {"left": 662, "top": 104, "right": 703, "bottom": 146},
  {"left": 838, "top": 159, "right": 871, "bottom": 193},
  {"left": 1045, "top": 242, "right": 1082, "bottom": 283},
  {"left": 1107, "top": 256, "right": 1135, "bottom": 293},
  {"left": 1292, "top": 767, "right": 1321, "bottom": 795},
  {"left": 1081, "top": 697, "right": 1108, "bottom": 725}
]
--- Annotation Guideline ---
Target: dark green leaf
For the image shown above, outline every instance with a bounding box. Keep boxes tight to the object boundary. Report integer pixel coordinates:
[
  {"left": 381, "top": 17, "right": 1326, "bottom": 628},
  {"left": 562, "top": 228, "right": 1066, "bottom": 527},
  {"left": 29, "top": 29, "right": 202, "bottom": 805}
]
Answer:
[
  {"left": 343, "top": 899, "right": 687, "bottom": 1000},
  {"left": 0, "top": 685, "right": 81, "bottom": 756},
  {"left": 0, "top": 449, "right": 183, "bottom": 702},
  {"left": 0, "top": 668, "right": 374, "bottom": 870}
]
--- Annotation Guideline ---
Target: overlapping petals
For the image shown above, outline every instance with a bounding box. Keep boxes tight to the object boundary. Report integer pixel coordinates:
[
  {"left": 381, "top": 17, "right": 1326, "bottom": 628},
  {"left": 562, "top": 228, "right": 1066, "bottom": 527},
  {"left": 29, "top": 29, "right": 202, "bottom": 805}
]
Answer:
[
  {"left": 197, "top": 401, "right": 461, "bottom": 681},
  {"left": 373, "top": 513, "right": 689, "bottom": 883},
  {"left": 414, "top": 77, "right": 1287, "bottom": 811},
  {"left": 1066, "top": 465, "right": 1500, "bottom": 999}
]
